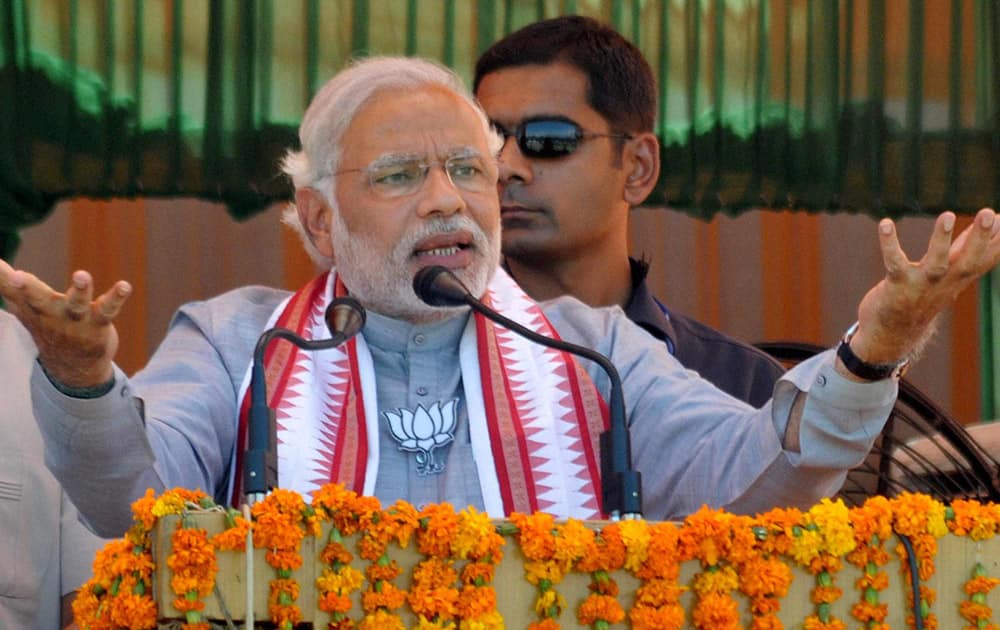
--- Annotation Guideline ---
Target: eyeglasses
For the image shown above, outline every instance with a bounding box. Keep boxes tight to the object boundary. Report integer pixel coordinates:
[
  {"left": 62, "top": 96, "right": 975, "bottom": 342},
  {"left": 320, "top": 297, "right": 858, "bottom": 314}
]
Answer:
[
  {"left": 492, "top": 117, "right": 633, "bottom": 159},
  {"left": 334, "top": 153, "right": 496, "bottom": 199}
]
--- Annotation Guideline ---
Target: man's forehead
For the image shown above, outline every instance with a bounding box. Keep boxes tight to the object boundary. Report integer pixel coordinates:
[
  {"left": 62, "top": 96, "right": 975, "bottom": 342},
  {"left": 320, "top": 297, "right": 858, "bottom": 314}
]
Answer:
[
  {"left": 476, "top": 63, "right": 593, "bottom": 121},
  {"left": 369, "top": 146, "right": 482, "bottom": 166},
  {"left": 340, "top": 87, "right": 490, "bottom": 163}
]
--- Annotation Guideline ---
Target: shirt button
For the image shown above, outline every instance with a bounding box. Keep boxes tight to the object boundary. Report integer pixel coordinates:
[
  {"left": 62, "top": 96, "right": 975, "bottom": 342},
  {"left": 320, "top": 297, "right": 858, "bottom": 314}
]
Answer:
[
  {"left": 817, "top": 374, "right": 827, "bottom": 387},
  {"left": 413, "top": 333, "right": 426, "bottom": 345},
  {"left": 416, "top": 386, "right": 428, "bottom": 396}
]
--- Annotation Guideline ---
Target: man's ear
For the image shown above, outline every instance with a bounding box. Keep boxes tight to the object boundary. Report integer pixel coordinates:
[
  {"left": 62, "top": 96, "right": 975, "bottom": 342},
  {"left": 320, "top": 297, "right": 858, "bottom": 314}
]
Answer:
[
  {"left": 623, "top": 132, "right": 661, "bottom": 207},
  {"left": 295, "top": 187, "right": 335, "bottom": 260}
]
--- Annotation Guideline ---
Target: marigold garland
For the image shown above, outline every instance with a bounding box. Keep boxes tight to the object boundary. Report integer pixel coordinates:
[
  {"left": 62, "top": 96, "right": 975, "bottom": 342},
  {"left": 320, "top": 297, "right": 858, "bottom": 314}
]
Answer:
[
  {"left": 892, "top": 492, "right": 948, "bottom": 630},
  {"left": 75, "top": 486, "right": 1000, "bottom": 629},
  {"left": 250, "top": 488, "right": 312, "bottom": 630}
]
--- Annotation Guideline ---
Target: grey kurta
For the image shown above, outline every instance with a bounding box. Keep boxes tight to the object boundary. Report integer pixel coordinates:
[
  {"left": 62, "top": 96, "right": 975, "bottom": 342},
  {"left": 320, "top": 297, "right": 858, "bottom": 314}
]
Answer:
[
  {"left": 31, "top": 284, "right": 896, "bottom": 537},
  {"left": 1, "top": 311, "right": 109, "bottom": 630}
]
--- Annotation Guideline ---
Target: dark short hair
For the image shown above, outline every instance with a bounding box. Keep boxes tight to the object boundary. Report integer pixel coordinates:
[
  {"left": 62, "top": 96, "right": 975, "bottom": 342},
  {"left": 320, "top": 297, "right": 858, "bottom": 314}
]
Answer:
[{"left": 474, "top": 15, "right": 656, "bottom": 134}]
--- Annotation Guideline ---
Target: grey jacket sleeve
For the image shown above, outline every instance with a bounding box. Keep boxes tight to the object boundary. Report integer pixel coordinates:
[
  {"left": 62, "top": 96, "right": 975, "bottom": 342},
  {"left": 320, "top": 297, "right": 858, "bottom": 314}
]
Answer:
[
  {"left": 32, "top": 286, "right": 286, "bottom": 537},
  {"left": 543, "top": 296, "right": 897, "bottom": 522}
]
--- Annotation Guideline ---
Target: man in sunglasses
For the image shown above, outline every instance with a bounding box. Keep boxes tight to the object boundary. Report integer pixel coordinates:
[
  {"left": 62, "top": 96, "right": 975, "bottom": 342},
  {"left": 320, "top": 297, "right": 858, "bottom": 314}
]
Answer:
[
  {"left": 2, "top": 56, "right": 997, "bottom": 538},
  {"left": 474, "top": 15, "right": 785, "bottom": 407}
]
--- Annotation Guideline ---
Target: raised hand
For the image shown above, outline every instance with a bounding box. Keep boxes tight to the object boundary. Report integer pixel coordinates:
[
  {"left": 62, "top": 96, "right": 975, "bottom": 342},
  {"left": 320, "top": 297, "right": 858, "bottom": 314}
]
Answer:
[
  {"left": 848, "top": 208, "right": 1000, "bottom": 372},
  {"left": 0, "top": 259, "right": 131, "bottom": 388}
]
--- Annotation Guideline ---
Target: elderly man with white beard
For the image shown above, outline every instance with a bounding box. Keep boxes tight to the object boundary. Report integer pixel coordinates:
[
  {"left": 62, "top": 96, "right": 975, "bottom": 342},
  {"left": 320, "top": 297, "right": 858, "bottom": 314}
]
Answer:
[{"left": 2, "top": 56, "right": 999, "bottom": 538}]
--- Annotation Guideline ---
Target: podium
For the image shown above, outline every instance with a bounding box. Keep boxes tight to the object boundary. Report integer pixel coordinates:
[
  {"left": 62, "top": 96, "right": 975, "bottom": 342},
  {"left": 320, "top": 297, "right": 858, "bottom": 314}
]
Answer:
[{"left": 74, "top": 488, "right": 1000, "bottom": 628}]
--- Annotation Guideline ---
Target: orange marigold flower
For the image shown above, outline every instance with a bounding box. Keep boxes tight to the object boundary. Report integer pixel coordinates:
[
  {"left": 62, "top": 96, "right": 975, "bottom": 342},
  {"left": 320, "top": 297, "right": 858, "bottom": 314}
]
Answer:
[
  {"left": 803, "top": 616, "right": 847, "bottom": 630},
  {"left": 526, "top": 619, "right": 561, "bottom": 630},
  {"left": 409, "top": 585, "right": 460, "bottom": 620},
  {"left": 577, "top": 593, "right": 625, "bottom": 625},
  {"left": 362, "top": 581, "right": 407, "bottom": 611},
  {"left": 417, "top": 502, "right": 460, "bottom": 557},
  {"left": 366, "top": 559, "right": 403, "bottom": 582},
  {"left": 949, "top": 499, "right": 999, "bottom": 540},
  {"left": 851, "top": 600, "right": 888, "bottom": 622},
  {"left": 576, "top": 524, "right": 625, "bottom": 573},
  {"left": 634, "top": 579, "right": 685, "bottom": 606},
  {"left": 211, "top": 515, "right": 251, "bottom": 551},
  {"left": 691, "top": 591, "right": 740, "bottom": 629},
  {"left": 739, "top": 556, "right": 793, "bottom": 599},
  {"left": 457, "top": 584, "right": 497, "bottom": 618},
  {"left": 629, "top": 604, "right": 685, "bottom": 630},
  {"left": 461, "top": 562, "right": 496, "bottom": 585},
  {"left": 106, "top": 591, "right": 159, "bottom": 629},
  {"left": 320, "top": 541, "right": 354, "bottom": 566},
  {"left": 130, "top": 488, "right": 159, "bottom": 532},
  {"left": 634, "top": 522, "right": 681, "bottom": 581},
  {"left": 965, "top": 575, "right": 1000, "bottom": 594},
  {"left": 511, "top": 512, "right": 557, "bottom": 561},
  {"left": 811, "top": 585, "right": 843, "bottom": 604},
  {"left": 318, "top": 590, "right": 353, "bottom": 614}
]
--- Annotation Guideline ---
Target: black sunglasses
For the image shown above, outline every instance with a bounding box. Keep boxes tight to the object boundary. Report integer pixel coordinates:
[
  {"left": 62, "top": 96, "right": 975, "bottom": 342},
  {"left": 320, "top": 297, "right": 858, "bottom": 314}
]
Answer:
[{"left": 492, "top": 117, "right": 633, "bottom": 159}]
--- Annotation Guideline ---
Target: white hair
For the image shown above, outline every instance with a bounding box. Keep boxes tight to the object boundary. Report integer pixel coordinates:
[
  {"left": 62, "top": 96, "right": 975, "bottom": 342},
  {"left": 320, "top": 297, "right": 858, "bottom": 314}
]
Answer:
[{"left": 281, "top": 56, "right": 503, "bottom": 267}]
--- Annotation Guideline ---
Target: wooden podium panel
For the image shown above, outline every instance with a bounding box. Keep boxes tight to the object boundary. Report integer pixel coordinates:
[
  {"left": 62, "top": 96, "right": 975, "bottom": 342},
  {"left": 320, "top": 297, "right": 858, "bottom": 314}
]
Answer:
[{"left": 150, "top": 512, "right": 1000, "bottom": 628}]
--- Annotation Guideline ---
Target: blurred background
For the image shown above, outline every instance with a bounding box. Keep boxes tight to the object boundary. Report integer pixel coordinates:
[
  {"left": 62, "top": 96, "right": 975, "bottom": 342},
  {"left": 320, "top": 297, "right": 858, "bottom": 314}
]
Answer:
[{"left": 2, "top": 0, "right": 998, "bottom": 422}]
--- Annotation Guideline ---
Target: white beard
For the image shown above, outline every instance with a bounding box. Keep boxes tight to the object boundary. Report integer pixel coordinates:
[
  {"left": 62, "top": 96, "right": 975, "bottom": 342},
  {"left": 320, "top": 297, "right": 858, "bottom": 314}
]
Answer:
[{"left": 330, "top": 211, "right": 501, "bottom": 323}]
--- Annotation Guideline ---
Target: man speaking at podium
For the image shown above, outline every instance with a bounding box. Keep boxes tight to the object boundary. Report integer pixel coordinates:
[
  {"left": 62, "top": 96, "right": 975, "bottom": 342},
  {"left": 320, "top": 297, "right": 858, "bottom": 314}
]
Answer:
[{"left": 1, "top": 56, "right": 998, "bottom": 538}]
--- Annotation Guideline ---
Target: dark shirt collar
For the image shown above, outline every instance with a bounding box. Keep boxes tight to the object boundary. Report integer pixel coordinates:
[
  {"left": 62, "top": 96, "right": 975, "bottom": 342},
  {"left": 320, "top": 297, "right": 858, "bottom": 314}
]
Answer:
[
  {"left": 500, "top": 256, "right": 679, "bottom": 351},
  {"left": 624, "top": 257, "right": 679, "bottom": 352}
]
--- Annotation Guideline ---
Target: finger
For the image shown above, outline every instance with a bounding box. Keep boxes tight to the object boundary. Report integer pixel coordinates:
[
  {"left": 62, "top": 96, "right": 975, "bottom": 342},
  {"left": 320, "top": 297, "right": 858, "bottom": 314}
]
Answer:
[
  {"left": 93, "top": 281, "right": 132, "bottom": 324},
  {"left": 951, "top": 209, "right": 996, "bottom": 277},
  {"left": 878, "top": 218, "right": 909, "bottom": 280},
  {"left": 920, "top": 212, "right": 956, "bottom": 280},
  {"left": 63, "top": 270, "right": 96, "bottom": 321},
  {"left": 12, "top": 269, "right": 58, "bottom": 314}
]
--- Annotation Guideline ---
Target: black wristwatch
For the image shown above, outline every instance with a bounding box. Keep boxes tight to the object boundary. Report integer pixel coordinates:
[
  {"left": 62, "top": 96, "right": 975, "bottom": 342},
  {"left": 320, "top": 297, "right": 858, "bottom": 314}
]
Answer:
[{"left": 836, "top": 322, "right": 910, "bottom": 381}]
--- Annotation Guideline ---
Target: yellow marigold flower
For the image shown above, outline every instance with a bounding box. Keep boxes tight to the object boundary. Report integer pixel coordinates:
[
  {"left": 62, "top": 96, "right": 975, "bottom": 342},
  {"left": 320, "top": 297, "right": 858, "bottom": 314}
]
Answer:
[
  {"left": 317, "top": 565, "right": 364, "bottom": 594},
  {"left": 151, "top": 493, "right": 186, "bottom": 518},
  {"left": 692, "top": 565, "right": 739, "bottom": 595},
  {"left": 807, "top": 498, "right": 856, "bottom": 557},
  {"left": 453, "top": 506, "right": 502, "bottom": 560},
  {"left": 790, "top": 528, "right": 824, "bottom": 566},
  {"left": 533, "top": 588, "right": 567, "bottom": 617},
  {"left": 618, "top": 518, "right": 651, "bottom": 573},
  {"left": 359, "top": 609, "right": 406, "bottom": 630},
  {"left": 459, "top": 609, "right": 504, "bottom": 630}
]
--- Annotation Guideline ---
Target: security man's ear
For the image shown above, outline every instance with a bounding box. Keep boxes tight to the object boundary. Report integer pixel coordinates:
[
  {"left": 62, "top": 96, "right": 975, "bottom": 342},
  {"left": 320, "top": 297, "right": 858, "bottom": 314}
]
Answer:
[
  {"left": 623, "top": 132, "right": 661, "bottom": 207},
  {"left": 295, "top": 188, "right": 334, "bottom": 259}
]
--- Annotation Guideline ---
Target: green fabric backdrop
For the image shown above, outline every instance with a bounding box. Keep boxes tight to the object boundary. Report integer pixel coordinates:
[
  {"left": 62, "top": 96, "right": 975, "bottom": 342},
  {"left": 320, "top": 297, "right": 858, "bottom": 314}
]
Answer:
[{"left": 1, "top": 0, "right": 998, "bottom": 414}]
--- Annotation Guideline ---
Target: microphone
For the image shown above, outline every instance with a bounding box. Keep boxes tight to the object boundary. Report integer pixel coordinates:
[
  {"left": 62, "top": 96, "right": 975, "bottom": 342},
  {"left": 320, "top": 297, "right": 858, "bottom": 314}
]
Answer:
[
  {"left": 244, "top": 296, "right": 367, "bottom": 504},
  {"left": 412, "top": 265, "right": 642, "bottom": 519}
]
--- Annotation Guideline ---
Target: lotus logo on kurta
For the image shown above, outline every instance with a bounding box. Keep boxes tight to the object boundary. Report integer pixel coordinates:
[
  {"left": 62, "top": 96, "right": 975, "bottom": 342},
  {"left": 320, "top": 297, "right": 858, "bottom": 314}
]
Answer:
[{"left": 384, "top": 399, "right": 458, "bottom": 475}]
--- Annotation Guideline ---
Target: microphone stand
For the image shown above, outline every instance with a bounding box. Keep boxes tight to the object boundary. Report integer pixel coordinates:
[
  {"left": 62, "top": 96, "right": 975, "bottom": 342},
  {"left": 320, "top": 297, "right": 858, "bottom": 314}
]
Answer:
[
  {"left": 244, "top": 297, "right": 366, "bottom": 505},
  {"left": 413, "top": 266, "right": 642, "bottom": 519}
]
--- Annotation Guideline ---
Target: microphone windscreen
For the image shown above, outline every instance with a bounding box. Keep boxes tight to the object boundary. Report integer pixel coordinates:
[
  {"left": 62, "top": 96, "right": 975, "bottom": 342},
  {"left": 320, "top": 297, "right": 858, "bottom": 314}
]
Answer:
[{"left": 412, "top": 265, "right": 470, "bottom": 307}]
